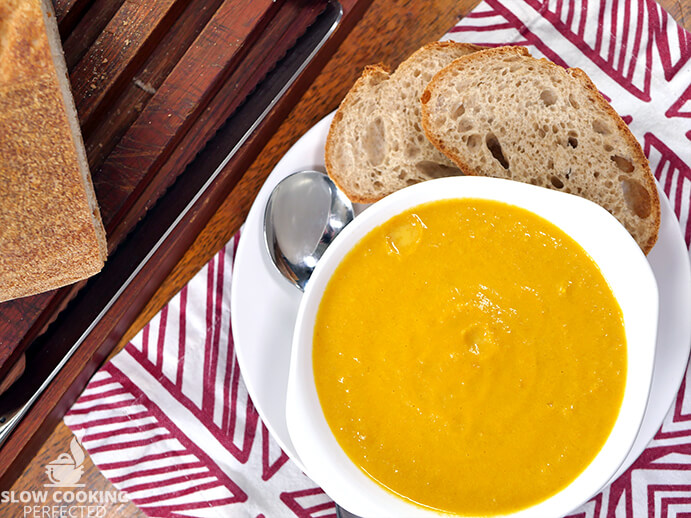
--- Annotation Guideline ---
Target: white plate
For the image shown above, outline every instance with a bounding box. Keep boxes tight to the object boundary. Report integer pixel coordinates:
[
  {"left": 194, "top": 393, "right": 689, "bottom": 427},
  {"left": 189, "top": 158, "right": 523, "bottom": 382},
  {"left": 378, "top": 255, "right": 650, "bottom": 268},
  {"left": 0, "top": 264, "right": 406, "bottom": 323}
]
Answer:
[{"left": 230, "top": 113, "right": 691, "bottom": 482}]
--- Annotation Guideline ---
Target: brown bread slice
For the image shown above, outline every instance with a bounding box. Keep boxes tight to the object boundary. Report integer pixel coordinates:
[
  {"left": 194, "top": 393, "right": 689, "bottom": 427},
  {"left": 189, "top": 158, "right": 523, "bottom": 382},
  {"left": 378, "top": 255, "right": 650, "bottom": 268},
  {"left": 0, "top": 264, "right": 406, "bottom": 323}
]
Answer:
[
  {"left": 325, "top": 41, "right": 485, "bottom": 203},
  {"left": 421, "top": 46, "right": 660, "bottom": 254},
  {"left": 0, "top": 0, "right": 107, "bottom": 302}
]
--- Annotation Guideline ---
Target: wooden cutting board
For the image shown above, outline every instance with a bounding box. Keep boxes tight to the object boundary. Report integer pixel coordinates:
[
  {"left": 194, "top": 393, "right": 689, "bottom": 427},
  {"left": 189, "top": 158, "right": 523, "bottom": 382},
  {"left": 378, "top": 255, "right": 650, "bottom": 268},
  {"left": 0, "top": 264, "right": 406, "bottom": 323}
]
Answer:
[
  {"left": 0, "top": 0, "right": 371, "bottom": 487},
  {"left": 0, "top": 0, "right": 304, "bottom": 380}
]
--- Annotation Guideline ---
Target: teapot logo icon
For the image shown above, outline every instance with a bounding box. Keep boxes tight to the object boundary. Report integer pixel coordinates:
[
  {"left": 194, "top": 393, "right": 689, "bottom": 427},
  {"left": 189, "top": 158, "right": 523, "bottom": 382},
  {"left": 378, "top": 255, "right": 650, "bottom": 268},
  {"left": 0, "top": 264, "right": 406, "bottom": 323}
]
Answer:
[{"left": 44, "top": 437, "right": 85, "bottom": 487}]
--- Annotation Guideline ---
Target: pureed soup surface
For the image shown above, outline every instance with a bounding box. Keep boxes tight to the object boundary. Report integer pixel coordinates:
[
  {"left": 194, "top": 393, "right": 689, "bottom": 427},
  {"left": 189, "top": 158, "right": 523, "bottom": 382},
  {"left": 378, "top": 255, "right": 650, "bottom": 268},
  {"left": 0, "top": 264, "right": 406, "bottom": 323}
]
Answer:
[{"left": 313, "top": 199, "right": 627, "bottom": 515}]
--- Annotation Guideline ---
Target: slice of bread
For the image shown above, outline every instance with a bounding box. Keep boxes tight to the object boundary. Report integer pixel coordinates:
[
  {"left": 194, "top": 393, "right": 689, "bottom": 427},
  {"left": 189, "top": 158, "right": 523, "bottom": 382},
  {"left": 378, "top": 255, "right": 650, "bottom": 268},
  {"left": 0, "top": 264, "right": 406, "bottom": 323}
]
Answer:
[
  {"left": 325, "top": 41, "right": 485, "bottom": 203},
  {"left": 0, "top": 0, "right": 107, "bottom": 302},
  {"left": 421, "top": 45, "right": 660, "bottom": 254}
]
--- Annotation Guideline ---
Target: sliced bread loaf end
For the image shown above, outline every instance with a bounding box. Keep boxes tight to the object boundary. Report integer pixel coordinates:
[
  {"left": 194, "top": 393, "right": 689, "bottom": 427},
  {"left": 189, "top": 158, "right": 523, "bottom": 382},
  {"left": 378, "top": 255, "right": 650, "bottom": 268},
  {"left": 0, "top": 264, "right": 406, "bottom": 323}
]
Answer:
[
  {"left": 325, "top": 41, "right": 485, "bottom": 203},
  {"left": 421, "top": 46, "right": 660, "bottom": 253}
]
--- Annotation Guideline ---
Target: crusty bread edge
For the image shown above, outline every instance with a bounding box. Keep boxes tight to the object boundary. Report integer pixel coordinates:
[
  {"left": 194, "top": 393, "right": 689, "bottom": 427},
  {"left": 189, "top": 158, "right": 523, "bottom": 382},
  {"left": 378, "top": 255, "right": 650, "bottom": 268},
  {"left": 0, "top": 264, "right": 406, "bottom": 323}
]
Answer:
[
  {"left": 398, "top": 40, "right": 487, "bottom": 72},
  {"left": 40, "top": 0, "right": 108, "bottom": 262},
  {"left": 325, "top": 41, "right": 487, "bottom": 204},
  {"left": 420, "top": 45, "right": 660, "bottom": 254},
  {"left": 325, "top": 63, "right": 391, "bottom": 204},
  {"left": 567, "top": 66, "right": 660, "bottom": 254}
]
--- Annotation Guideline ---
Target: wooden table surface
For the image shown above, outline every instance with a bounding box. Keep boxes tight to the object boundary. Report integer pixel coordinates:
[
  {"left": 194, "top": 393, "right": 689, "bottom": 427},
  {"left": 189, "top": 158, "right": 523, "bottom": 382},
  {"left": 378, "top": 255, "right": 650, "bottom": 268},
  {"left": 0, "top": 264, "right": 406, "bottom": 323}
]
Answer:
[{"left": 6, "top": 0, "right": 690, "bottom": 516}]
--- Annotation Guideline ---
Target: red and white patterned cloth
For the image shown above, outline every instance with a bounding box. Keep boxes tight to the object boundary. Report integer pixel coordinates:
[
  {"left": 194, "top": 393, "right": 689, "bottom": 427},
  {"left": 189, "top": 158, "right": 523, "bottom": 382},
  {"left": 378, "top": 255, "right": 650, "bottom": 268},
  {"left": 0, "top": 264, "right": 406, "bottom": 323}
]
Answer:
[{"left": 65, "top": 1, "right": 691, "bottom": 517}]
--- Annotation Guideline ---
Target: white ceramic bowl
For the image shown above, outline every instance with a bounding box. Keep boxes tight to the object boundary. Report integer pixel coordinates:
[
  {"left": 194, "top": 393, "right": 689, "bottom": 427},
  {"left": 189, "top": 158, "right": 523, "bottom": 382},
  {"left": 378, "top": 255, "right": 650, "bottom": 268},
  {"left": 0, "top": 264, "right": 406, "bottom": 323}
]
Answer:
[{"left": 286, "top": 176, "right": 659, "bottom": 518}]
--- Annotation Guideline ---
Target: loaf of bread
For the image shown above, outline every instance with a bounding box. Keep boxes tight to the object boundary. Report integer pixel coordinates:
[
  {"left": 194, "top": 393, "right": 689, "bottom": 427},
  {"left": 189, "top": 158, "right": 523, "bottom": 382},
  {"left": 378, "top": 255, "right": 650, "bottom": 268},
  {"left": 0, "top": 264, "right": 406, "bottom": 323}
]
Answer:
[
  {"left": 325, "top": 41, "right": 484, "bottom": 203},
  {"left": 421, "top": 45, "right": 660, "bottom": 253},
  {"left": 0, "top": 0, "right": 107, "bottom": 302}
]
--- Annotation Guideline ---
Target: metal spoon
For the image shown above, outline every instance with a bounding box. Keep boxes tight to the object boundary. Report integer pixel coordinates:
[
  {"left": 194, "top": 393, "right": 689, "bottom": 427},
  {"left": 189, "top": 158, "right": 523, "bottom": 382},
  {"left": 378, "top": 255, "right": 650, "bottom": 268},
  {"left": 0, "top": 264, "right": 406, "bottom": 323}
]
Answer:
[
  {"left": 263, "top": 170, "right": 354, "bottom": 291},
  {"left": 264, "top": 171, "right": 359, "bottom": 517}
]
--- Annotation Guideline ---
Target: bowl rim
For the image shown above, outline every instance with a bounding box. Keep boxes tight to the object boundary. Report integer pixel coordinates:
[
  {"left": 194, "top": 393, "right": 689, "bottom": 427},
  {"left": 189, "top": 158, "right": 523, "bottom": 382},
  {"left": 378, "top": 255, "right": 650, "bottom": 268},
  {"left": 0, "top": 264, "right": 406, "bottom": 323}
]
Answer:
[{"left": 286, "top": 176, "right": 659, "bottom": 518}]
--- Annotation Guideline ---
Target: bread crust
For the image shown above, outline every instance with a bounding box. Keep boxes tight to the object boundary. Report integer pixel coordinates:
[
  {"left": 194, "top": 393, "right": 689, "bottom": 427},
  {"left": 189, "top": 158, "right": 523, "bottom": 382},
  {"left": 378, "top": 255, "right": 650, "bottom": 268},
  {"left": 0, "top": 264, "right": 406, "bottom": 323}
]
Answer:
[
  {"left": 0, "top": 0, "right": 107, "bottom": 302},
  {"left": 421, "top": 46, "right": 660, "bottom": 254},
  {"left": 325, "top": 41, "right": 485, "bottom": 204},
  {"left": 566, "top": 66, "right": 660, "bottom": 253}
]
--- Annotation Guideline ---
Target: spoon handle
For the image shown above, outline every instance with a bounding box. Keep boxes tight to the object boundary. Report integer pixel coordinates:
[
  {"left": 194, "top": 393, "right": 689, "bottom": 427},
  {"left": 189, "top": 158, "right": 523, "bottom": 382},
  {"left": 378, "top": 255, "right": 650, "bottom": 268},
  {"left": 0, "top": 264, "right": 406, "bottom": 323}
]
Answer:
[{"left": 335, "top": 504, "right": 363, "bottom": 518}]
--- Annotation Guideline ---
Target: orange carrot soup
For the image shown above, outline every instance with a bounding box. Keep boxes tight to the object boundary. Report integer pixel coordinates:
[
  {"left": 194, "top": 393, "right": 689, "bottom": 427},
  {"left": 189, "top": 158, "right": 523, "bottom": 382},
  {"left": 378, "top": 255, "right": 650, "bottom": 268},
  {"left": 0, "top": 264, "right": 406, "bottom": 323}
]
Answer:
[{"left": 313, "top": 198, "right": 626, "bottom": 515}]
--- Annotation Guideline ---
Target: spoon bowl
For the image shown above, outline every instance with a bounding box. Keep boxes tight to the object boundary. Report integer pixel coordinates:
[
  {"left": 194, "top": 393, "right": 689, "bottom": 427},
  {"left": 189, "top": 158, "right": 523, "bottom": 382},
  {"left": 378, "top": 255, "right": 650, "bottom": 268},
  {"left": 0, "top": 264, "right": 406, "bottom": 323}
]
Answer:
[{"left": 263, "top": 170, "right": 354, "bottom": 291}]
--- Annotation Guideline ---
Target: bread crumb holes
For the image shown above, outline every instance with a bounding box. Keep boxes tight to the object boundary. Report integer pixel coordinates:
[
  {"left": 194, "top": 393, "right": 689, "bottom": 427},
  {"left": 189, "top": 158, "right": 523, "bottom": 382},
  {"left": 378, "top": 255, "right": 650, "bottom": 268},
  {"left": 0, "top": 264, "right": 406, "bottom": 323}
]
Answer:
[
  {"left": 364, "top": 117, "right": 386, "bottom": 166},
  {"left": 458, "top": 118, "right": 473, "bottom": 132},
  {"left": 485, "top": 133, "right": 509, "bottom": 169},
  {"left": 540, "top": 89, "right": 558, "bottom": 106},
  {"left": 468, "top": 134, "right": 482, "bottom": 150},
  {"left": 592, "top": 119, "right": 610, "bottom": 134},
  {"left": 621, "top": 178, "right": 652, "bottom": 218},
  {"left": 611, "top": 155, "right": 634, "bottom": 173}
]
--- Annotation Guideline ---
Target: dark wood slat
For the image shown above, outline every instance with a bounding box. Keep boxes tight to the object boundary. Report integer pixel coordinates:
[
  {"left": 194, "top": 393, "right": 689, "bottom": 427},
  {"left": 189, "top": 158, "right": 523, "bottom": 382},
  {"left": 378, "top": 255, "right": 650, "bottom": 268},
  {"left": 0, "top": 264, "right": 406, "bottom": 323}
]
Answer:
[
  {"left": 70, "top": 0, "right": 191, "bottom": 133},
  {"left": 62, "top": 0, "right": 125, "bottom": 69},
  {"left": 103, "top": 0, "right": 326, "bottom": 247},
  {"left": 52, "top": 0, "right": 91, "bottom": 35},
  {"left": 0, "top": 355, "right": 24, "bottom": 396},
  {"left": 53, "top": 0, "right": 81, "bottom": 21},
  {"left": 95, "top": 0, "right": 279, "bottom": 239},
  {"left": 152, "top": 0, "right": 328, "bottom": 228},
  {"left": 0, "top": 293, "right": 55, "bottom": 380},
  {"left": 84, "top": 0, "right": 227, "bottom": 173}
]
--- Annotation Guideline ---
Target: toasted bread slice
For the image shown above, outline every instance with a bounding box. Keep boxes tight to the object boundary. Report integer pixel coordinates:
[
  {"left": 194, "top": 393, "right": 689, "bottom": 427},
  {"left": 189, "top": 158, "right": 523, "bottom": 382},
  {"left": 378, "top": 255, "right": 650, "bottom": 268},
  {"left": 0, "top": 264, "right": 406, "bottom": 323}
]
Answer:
[
  {"left": 325, "top": 41, "right": 485, "bottom": 203},
  {"left": 421, "top": 46, "right": 660, "bottom": 253},
  {"left": 0, "top": 0, "right": 107, "bottom": 302}
]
